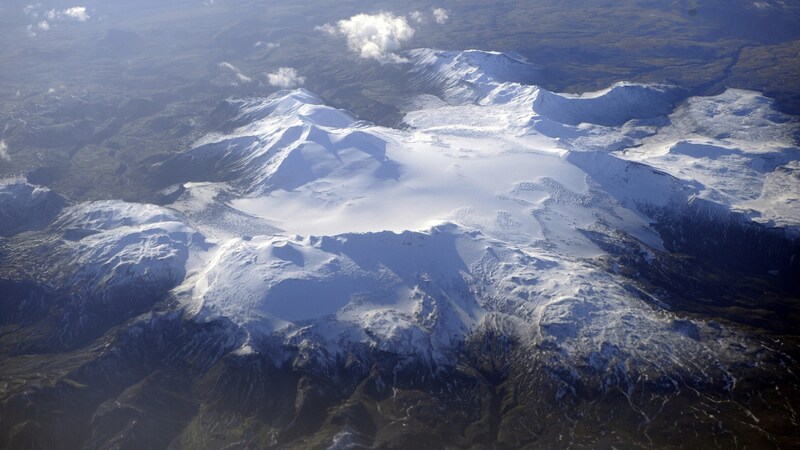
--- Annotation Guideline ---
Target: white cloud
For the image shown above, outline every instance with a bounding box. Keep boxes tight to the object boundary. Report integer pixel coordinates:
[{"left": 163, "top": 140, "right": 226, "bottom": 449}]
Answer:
[
  {"left": 0, "top": 140, "right": 10, "bottom": 162},
  {"left": 254, "top": 41, "right": 280, "bottom": 49},
  {"left": 30, "top": 5, "right": 88, "bottom": 21},
  {"left": 432, "top": 8, "right": 449, "bottom": 24},
  {"left": 23, "top": 4, "right": 91, "bottom": 34},
  {"left": 23, "top": 4, "right": 42, "bottom": 17},
  {"left": 267, "top": 67, "right": 306, "bottom": 88},
  {"left": 409, "top": 10, "right": 425, "bottom": 24},
  {"left": 218, "top": 62, "right": 253, "bottom": 83},
  {"left": 314, "top": 23, "right": 337, "bottom": 34},
  {"left": 62, "top": 6, "right": 89, "bottom": 21},
  {"left": 320, "top": 12, "right": 415, "bottom": 64}
]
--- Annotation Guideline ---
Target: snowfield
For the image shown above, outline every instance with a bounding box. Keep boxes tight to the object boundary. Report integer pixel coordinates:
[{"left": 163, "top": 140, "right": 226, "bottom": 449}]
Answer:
[{"left": 23, "top": 49, "right": 799, "bottom": 369}]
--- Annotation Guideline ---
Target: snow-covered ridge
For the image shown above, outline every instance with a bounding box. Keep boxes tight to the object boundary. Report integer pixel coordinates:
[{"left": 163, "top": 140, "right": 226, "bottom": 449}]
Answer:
[
  {"left": 408, "top": 48, "right": 686, "bottom": 127},
  {"left": 52, "top": 201, "right": 204, "bottom": 292},
  {"left": 616, "top": 89, "right": 800, "bottom": 227},
  {"left": 533, "top": 83, "right": 685, "bottom": 127},
  {"left": 409, "top": 48, "right": 539, "bottom": 103},
  {"left": 159, "top": 89, "right": 391, "bottom": 196},
  {"left": 55, "top": 200, "right": 186, "bottom": 232},
  {"left": 407, "top": 48, "right": 800, "bottom": 227}
]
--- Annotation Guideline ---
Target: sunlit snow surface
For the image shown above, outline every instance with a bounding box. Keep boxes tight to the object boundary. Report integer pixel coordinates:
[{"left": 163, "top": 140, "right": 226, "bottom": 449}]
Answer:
[{"left": 55, "top": 49, "right": 800, "bottom": 366}]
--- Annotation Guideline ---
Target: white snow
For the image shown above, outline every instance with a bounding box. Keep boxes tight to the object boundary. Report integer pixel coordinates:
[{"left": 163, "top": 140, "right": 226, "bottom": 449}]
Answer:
[
  {"left": 56, "top": 200, "right": 185, "bottom": 231},
  {"left": 0, "top": 179, "right": 57, "bottom": 211},
  {"left": 55, "top": 201, "right": 204, "bottom": 290},
  {"left": 615, "top": 89, "right": 800, "bottom": 226},
  {"left": 409, "top": 48, "right": 539, "bottom": 103}
]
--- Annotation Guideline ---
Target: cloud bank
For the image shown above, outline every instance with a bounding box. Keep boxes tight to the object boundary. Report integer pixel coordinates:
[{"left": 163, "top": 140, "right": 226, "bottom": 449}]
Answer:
[
  {"left": 319, "top": 12, "right": 415, "bottom": 64},
  {"left": 267, "top": 67, "right": 306, "bottom": 88}
]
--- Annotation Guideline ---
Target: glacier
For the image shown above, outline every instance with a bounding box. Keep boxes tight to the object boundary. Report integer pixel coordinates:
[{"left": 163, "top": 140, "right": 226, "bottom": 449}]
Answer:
[{"left": 7, "top": 48, "right": 791, "bottom": 374}]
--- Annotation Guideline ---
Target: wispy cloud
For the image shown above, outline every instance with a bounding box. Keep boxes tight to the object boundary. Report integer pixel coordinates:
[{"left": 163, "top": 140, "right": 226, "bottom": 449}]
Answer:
[
  {"left": 23, "top": 4, "right": 41, "bottom": 17},
  {"left": 254, "top": 41, "right": 280, "bottom": 49},
  {"left": 314, "top": 23, "right": 337, "bottom": 34},
  {"left": 407, "top": 7, "right": 449, "bottom": 25},
  {"left": 317, "top": 12, "right": 415, "bottom": 64},
  {"left": 0, "top": 140, "right": 10, "bottom": 162},
  {"left": 218, "top": 62, "right": 253, "bottom": 83},
  {"left": 267, "top": 67, "right": 306, "bottom": 88},
  {"left": 409, "top": 10, "right": 426, "bottom": 24}
]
